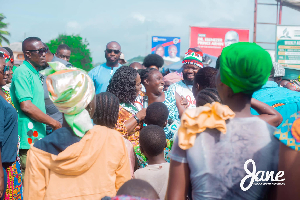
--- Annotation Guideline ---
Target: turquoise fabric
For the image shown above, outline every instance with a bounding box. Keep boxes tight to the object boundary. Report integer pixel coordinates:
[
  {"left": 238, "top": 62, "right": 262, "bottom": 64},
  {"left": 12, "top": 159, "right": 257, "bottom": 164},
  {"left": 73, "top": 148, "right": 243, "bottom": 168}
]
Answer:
[{"left": 252, "top": 81, "right": 300, "bottom": 128}]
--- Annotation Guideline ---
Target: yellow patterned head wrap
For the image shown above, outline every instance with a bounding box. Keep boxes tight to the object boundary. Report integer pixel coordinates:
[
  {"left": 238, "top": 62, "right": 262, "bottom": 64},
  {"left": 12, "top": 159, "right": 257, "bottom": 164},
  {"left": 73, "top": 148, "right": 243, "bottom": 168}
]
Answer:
[{"left": 40, "top": 62, "right": 95, "bottom": 138}]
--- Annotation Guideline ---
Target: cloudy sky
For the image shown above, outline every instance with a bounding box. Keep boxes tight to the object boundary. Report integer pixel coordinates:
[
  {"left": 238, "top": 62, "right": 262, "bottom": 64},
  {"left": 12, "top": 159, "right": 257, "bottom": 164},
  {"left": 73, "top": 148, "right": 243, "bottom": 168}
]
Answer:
[{"left": 2, "top": 0, "right": 300, "bottom": 63}]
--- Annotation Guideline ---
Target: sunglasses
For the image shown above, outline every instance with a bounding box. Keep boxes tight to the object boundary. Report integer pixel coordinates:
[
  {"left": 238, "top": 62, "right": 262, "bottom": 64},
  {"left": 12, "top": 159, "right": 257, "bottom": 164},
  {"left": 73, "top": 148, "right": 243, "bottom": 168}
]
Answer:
[
  {"left": 0, "top": 65, "right": 9, "bottom": 75},
  {"left": 106, "top": 49, "right": 121, "bottom": 54},
  {"left": 26, "top": 47, "right": 49, "bottom": 55}
]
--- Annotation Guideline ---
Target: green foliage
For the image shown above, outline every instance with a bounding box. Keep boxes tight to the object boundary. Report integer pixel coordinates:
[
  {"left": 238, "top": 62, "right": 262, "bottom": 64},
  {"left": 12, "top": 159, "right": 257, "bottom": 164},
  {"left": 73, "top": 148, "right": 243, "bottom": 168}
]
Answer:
[
  {"left": 46, "top": 34, "right": 93, "bottom": 71},
  {"left": 0, "top": 13, "right": 10, "bottom": 46}
]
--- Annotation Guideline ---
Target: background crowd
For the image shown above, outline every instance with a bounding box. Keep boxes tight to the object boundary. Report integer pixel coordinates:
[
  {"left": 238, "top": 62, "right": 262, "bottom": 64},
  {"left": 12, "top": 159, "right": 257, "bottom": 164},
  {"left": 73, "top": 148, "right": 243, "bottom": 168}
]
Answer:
[{"left": 0, "top": 37, "right": 300, "bottom": 200}]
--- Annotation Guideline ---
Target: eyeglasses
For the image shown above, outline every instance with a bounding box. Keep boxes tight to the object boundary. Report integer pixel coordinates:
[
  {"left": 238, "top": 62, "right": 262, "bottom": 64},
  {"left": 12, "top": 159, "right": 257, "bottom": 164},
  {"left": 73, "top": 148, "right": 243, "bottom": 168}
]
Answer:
[
  {"left": 0, "top": 65, "right": 9, "bottom": 75},
  {"left": 106, "top": 49, "right": 121, "bottom": 54},
  {"left": 26, "top": 47, "right": 49, "bottom": 55}
]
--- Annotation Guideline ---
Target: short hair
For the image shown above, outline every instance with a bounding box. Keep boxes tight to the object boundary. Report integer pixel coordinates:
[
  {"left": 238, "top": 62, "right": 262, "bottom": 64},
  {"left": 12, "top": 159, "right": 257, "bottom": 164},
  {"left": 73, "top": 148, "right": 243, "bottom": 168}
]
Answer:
[
  {"left": 3, "top": 47, "right": 13, "bottom": 57},
  {"left": 194, "top": 67, "right": 218, "bottom": 89},
  {"left": 196, "top": 88, "right": 222, "bottom": 107},
  {"left": 93, "top": 92, "right": 119, "bottom": 129},
  {"left": 270, "top": 66, "right": 275, "bottom": 78},
  {"left": 22, "top": 37, "right": 41, "bottom": 52},
  {"left": 139, "top": 68, "right": 157, "bottom": 84},
  {"left": 143, "top": 54, "right": 164, "bottom": 69},
  {"left": 139, "top": 125, "right": 166, "bottom": 157},
  {"left": 107, "top": 66, "right": 138, "bottom": 103},
  {"left": 117, "top": 179, "right": 159, "bottom": 199},
  {"left": 145, "top": 102, "right": 169, "bottom": 127},
  {"left": 56, "top": 44, "right": 71, "bottom": 53}
]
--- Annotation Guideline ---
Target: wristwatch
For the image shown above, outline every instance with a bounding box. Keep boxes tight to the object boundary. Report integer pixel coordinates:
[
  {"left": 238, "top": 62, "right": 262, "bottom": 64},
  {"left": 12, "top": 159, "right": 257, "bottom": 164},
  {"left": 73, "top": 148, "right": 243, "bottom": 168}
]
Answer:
[{"left": 133, "top": 115, "right": 140, "bottom": 124}]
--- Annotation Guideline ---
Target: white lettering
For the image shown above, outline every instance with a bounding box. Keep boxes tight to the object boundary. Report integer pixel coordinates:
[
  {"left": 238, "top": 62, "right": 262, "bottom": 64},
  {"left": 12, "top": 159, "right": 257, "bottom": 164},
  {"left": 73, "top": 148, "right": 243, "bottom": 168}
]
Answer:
[{"left": 240, "top": 159, "right": 285, "bottom": 191}]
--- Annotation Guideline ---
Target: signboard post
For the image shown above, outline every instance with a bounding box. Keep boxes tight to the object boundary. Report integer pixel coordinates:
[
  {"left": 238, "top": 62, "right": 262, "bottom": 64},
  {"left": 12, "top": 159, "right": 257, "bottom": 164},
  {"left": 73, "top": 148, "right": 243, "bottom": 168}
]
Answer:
[
  {"left": 276, "top": 25, "right": 300, "bottom": 69},
  {"left": 151, "top": 36, "right": 181, "bottom": 62},
  {"left": 189, "top": 26, "right": 250, "bottom": 57}
]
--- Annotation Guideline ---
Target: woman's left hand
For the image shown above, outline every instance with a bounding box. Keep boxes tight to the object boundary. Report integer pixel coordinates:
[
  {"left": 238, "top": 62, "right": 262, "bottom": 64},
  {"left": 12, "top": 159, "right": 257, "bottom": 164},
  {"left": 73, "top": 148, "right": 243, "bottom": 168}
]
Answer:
[{"left": 180, "top": 96, "right": 189, "bottom": 108}]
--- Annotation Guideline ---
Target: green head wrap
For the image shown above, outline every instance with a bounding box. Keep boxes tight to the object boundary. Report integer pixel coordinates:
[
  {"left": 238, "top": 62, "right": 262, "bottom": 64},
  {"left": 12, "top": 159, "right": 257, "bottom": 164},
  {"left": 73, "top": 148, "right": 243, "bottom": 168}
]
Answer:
[
  {"left": 40, "top": 62, "right": 95, "bottom": 138},
  {"left": 219, "top": 42, "right": 272, "bottom": 94}
]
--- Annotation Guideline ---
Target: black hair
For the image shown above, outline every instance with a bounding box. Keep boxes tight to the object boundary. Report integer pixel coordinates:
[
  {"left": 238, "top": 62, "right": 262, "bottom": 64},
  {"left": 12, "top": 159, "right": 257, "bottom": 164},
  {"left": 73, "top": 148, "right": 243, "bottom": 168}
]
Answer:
[
  {"left": 117, "top": 179, "right": 159, "bottom": 199},
  {"left": 3, "top": 47, "right": 13, "bottom": 57},
  {"left": 216, "top": 55, "right": 221, "bottom": 70},
  {"left": 145, "top": 102, "right": 169, "bottom": 127},
  {"left": 22, "top": 37, "right": 41, "bottom": 52},
  {"left": 194, "top": 67, "right": 218, "bottom": 89},
  {"left": 139, "top": 125, "right": 166, "bottom": 157},
  {"left": 93, "top": 92, "right": 119, "bottom": 129},
  {"left": 154, "top": 44, "right": 164, "bottom": 53},
  {"left": 56, "top": 44, "right": 71, "bottom": 52},
  {"left": 143, "top": 54, "right": 164, "bottom": 69},
  {"left": 107, "top": 66, "right": 138, "bottom": 103},
  {"left": 270, "top": 66, "right": 275, "bottom": 78},
  {"left": 139, "top": 68, "right": 157, "bottom": 85},
  {"left": 196, "top": 88, "right": 222, "bottom": 107}
]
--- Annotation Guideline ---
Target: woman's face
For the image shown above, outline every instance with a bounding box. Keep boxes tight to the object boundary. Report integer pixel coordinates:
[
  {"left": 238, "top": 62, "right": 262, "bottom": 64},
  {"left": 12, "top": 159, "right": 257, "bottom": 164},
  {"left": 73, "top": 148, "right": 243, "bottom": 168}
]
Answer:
[
  {"left": 0, "top": 58, "right": 9, "bottom": 87},
  {"left": 145, "top": 70, "right": 164, "bottom": 95},
  {"left": 135, "top": 73, "right": 142, "bottom": 96},
  {"left": 6, "top": 61, "right": 13, "bottom": 84}
]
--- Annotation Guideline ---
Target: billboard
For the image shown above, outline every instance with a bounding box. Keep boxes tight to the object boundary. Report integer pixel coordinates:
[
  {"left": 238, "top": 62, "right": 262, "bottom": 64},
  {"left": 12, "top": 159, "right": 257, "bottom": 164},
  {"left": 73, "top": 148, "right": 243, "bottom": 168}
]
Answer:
[
  {"left": 189, "top": 26, "right": 250, "bottom": 57},
  {"left": 276, "top": 25, "right": 300, "bottom": 69},
  {"left": 151, "top": 36, "right": 181, "bottom": 62}
]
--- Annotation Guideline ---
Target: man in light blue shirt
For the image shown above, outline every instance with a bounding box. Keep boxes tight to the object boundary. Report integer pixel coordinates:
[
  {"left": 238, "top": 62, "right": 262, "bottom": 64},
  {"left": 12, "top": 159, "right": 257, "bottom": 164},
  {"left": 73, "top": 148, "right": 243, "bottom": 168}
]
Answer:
[
  {"left": 251, "top": 64, "right": 300, "bottom": 128},
  {"left": 89, "top": 41, "right": 122, "bottom": 94}
]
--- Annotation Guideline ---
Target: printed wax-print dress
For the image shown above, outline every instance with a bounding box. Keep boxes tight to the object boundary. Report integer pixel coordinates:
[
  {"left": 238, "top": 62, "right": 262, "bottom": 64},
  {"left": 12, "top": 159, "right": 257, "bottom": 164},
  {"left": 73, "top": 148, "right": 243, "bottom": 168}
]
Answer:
[{"left": 2, "top": 88, "right": 23, "bottom": 200}]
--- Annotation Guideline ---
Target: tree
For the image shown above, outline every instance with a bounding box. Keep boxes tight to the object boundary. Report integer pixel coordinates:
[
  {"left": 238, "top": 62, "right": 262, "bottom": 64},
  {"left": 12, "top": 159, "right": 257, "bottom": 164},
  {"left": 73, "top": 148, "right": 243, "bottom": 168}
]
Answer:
[
  {"left": 46, "top": 34, "right": 93, "bottom": 71},
  {"left": 0, "top": 13, "right": 10, "bottom": 46}
]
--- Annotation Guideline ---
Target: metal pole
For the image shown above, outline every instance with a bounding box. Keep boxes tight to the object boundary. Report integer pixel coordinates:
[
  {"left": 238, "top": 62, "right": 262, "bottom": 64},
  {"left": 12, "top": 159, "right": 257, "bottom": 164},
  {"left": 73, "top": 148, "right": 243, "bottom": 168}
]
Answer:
[
  {"left": 253, "top": 0, "right": 258, "bottom": 43},
  {"left": 279, "top": 0, "right": 282, "bottom": 25}
]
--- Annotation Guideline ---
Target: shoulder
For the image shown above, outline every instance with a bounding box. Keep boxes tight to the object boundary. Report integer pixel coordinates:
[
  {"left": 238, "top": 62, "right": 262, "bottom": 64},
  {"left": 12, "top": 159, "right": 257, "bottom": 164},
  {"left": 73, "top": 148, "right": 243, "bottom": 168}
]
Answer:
[
  {"left": 134, "top": 167, "right": 148, "bottom": 178},
  {"left": 90, "top": 125, "right": 125, "bottom": 141},
  {"left": 13, "top": 63, "right": 30, "bottom": 75},
  {"left": 88, "top": 64, "right": 106, "bottom": 75}
]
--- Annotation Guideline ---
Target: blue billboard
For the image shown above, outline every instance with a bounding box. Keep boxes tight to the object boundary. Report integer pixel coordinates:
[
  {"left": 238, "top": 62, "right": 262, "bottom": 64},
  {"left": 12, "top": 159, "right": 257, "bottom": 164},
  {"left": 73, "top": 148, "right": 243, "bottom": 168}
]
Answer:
[{"left": 151, "top": 36, "right": 181, "bottom": 62}]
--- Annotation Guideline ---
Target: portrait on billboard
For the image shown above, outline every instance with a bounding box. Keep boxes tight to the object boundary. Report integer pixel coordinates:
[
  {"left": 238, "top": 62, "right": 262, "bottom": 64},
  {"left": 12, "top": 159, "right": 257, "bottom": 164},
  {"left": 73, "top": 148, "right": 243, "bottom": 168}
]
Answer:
[{"left": 152, "top": 36, "right": 181, "bottom": 62}]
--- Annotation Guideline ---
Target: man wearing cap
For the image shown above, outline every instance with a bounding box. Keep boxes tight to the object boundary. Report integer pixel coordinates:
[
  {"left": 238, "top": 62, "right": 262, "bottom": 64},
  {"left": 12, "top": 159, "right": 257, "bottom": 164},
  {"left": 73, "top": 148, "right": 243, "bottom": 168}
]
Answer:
[
  {"left": 89, "top": 41, "right": 122, "bottom": 94},
  {"left": 252, "top": 62, "right": 300, "bottom": 128},
  {"left": 167, "top": 49, "right": 204, "bottom": 108}
]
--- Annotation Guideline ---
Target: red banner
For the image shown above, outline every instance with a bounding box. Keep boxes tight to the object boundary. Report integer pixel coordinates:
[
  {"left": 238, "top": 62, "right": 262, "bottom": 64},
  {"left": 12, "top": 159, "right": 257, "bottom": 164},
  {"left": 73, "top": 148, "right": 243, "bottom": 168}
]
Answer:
[{"left": 189, "top": 26, "right": 250, "bottom": 57}]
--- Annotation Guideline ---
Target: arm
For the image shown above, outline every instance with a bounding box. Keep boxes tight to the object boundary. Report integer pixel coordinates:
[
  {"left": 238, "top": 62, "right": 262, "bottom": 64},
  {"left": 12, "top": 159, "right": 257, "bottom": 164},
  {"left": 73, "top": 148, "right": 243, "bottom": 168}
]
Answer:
[
  {"left": 175, "top": 92, "right": 186, "bottom": 118},
  {"left": 166, "top": 160, "right": 190, "bottom": 200},
  {"left": 276, "top": 143, "right": 300, "bottom": 200},
  {"left": 24, "top": 149, "right": 49, "bottom": 200},
  {"left": 251, "top": 98, "right": 283, "bottom": 127},
  {"left": 115, "top": 139, "right": 131, "bottom": 191},
  {"left": 20, "top": 100, "right": 61, "bottom": 130},
  {"left": 117, "top": 108, "right": 146, "bottom": 135}
]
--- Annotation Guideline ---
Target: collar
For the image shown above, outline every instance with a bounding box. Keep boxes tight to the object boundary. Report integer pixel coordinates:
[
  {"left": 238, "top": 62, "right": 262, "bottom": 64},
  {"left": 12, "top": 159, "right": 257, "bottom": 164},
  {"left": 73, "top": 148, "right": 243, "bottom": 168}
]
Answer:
[
  {"left": 261, "top": 81, "right": 279, "bottom": 89},
  {"left": 24, "top": 60, "right": 39, "bottom": 75}
]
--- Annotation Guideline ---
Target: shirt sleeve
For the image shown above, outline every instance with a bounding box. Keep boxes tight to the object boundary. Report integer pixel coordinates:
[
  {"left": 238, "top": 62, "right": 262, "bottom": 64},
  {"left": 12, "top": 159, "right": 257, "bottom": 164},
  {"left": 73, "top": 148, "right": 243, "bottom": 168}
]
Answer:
[
  {"left": 170, "top": 136, "right": 188, "bottom": 163},
  {"left": 13, "top": 72, "right": 33, "bottom": 103}
]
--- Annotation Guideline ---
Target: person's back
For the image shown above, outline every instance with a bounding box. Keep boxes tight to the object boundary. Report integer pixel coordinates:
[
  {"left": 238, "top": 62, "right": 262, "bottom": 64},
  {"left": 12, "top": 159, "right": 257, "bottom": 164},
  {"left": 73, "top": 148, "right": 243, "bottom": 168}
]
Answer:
[
  {"left": 171, "top": 117, "right": 279, "bottom": 199},
  {"left": 134, "top": 125, "right": 169, "bottom": 200},
  {"left": 25, "top": 125, "right": 130, "bottom": 199},
  {"left": 252, "top": 81, "right": 300, "bottom": 128}
]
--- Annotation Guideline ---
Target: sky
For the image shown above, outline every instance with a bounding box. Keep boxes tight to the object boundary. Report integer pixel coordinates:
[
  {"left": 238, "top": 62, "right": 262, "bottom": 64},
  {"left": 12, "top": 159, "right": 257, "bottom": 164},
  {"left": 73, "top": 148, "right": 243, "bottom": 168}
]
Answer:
[{"left": 2, "top": 0, "right": 300, "bottom": 64}]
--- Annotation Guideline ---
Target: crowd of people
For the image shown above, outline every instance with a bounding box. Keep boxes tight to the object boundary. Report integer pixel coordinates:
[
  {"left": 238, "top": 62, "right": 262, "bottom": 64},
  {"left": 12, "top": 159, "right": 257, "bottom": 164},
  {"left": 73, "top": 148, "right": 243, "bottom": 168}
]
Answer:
[{"left": 0, "top": 36, "right": 300, "bottom": 200}]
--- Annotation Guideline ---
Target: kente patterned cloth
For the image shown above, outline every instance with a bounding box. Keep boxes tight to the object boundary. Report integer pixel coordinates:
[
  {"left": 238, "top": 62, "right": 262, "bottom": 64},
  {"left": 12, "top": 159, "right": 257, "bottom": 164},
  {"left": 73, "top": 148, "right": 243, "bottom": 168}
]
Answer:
[
  {"left": 40, "top": 62, "right": 95, "bottom": 138},
  {"left": 274, "top": 112, "right": 300, "bottom": 151},
  {"left": 4, "top": 161, "right": 23, "bottom": 200},
  {"left": 178, "top": 102, "right": 235, "bottom": 150}
]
